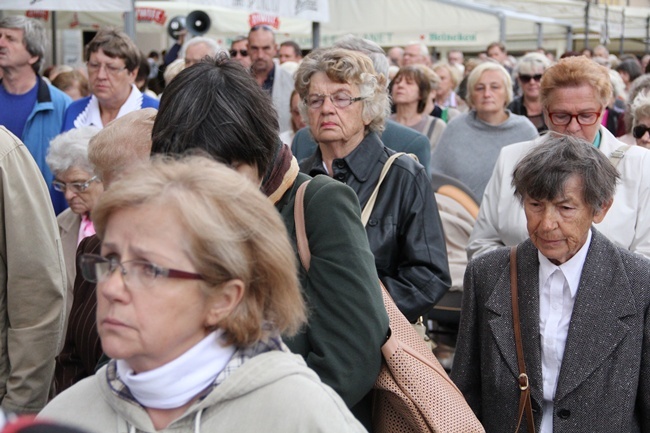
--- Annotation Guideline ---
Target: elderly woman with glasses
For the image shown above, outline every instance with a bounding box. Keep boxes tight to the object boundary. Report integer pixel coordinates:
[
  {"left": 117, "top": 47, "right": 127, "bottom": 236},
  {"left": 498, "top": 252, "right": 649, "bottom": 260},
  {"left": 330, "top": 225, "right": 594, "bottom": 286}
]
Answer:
[
  {"left": 61, "top": 28, "right": 159, "bottom": 133},
  {"left": 39, "top": 156, "right": 366, "bottom": 433},
  {"left": 468, "top": 55, "right": 650, "bottom": 261},
  {"left": 297, "top": 48, "right": 451, "bottom": 323},
  {"left": 431, "top": 62, "right": 538, "bottom": 203},
  {"left": 509, "top": 52, "right": 552, "bottom": 133},
  {"left": 46, "top": 126, "right": 103, "bottom": 318}
]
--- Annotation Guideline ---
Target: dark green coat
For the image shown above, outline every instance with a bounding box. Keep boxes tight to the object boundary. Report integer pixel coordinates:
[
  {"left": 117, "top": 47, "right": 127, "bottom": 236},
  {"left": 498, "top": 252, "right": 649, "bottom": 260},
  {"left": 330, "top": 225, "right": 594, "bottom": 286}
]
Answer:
[{"left": 277, "top": 172, "right": 389, "bottom": 430}]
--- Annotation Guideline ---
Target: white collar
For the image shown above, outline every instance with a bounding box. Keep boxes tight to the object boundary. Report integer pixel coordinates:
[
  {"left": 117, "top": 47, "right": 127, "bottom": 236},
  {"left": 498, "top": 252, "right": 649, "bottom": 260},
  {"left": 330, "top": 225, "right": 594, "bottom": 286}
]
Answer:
[
  {"left": 74, "top": 84, "right": 144, "bottom": 129},
  {"left": 116, "top": 329, "right": 236, "bottom": 409}
]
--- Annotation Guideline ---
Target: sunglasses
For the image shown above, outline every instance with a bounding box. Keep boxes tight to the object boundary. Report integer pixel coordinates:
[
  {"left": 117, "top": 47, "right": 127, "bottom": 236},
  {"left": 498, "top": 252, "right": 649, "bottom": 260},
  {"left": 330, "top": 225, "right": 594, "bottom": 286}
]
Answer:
[
  {"left": 633, "top": 125, "right": 650, "bottom": 138},
  {"left": 519, "top": 74, "right": 543, "bottom": 84},
  {"left": 229, "top": 49, "right": 248, "bottom": 57}
]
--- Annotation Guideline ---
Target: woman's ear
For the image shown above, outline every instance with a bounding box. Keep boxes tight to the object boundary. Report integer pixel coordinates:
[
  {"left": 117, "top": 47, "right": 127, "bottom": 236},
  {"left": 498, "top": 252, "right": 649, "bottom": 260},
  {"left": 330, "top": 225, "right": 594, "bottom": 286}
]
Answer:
[{"left": 205, "top": 279, "right": 245, "bottom": 328}]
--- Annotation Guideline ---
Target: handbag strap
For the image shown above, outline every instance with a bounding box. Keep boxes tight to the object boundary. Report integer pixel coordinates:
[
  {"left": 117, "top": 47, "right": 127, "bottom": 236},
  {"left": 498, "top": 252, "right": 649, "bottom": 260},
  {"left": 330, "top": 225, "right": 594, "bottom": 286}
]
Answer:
[
  {"left": 510, "top": 246, "right": 536, "bottom": 433},
  {"left": 361, "top": 152, "right": 405, "bottom": 226},
  {"left": 295, "top": 181, "right": 311, "bottom": 271}
]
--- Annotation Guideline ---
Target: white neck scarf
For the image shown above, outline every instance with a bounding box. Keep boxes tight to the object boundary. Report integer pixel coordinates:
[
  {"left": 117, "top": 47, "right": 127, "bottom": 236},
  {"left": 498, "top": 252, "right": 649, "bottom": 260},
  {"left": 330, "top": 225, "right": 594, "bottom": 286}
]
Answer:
[{"left": 116, "top": 329, "right": 236, "bottom": 409}]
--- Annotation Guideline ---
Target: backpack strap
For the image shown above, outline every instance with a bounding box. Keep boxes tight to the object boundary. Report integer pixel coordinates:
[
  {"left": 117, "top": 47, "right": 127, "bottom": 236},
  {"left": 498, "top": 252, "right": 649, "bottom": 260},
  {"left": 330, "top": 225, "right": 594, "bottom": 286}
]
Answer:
[{"left": 609, "top": 144, "right": 631, "bottom": 169}]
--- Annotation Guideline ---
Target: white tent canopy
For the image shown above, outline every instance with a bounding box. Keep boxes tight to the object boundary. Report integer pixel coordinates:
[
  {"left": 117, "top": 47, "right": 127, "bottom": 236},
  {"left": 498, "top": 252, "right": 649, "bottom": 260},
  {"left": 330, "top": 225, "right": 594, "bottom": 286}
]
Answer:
[{"left": 2, "top": 0, "right": 132, "bottom": 11}]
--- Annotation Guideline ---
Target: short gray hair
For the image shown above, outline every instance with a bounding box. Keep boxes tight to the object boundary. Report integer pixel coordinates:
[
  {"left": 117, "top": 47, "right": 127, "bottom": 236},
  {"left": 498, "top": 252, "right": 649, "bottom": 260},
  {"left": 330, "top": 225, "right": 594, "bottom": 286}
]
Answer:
[
  {"left": 295, "top": 48, "right": 390, "bottom": 134},
  {"left": 631, "top": 90, "right": 650, "bottom": 127},
  {"left": 333, "top": 34, "right": 389, "bottom": 79},
  {"left": 0, "top": 16, "right": 46, "bottom": 74},
  {"left": 180, "top": 36, "right": 222, "bottom": 59},
  {"left": 46, "top": 126, "right": 100, "bottom": 176},
  {"left": 512, "top": 135, "right": 619, "bottom": 212},
  {"left": 513, "top": 52, "right": 551, "bottom": 78}
]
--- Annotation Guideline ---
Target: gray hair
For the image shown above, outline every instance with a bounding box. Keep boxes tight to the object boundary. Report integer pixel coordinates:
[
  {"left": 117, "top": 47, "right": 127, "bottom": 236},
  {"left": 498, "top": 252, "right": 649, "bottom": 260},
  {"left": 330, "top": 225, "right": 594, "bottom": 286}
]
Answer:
[
  {"left": 180, "top": 36, "right": 222, "bottom": 59},
  {"left": 333, "top": 35, "right": 389, "bottom": 79},
  {"left": 512, "top": 135, "right": 619, "bottom": 212},
  {"left": 406, "top": 41, "right": 429, "bottom": 58},
  {"left": 513, "top": 52, "right": 551, "bottom": 78},
  {"left": 46, "top": 126, "right": 100, "bottom": 176},
  {"left": 295, "top": 48, "right": 390, "bottom": 134},
  {"left": 625, "top": 74, "right": 650, "bottom": 132},
  {"left": 0, "top": 16, "right": 46, "bottom": 74},
  {"left": 631, "top": 90, "right": 650, "bottom": 127}
]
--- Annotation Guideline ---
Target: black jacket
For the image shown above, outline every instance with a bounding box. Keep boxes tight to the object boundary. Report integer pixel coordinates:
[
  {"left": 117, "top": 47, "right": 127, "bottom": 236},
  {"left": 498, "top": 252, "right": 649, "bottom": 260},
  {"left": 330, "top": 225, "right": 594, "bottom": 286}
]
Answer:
[{"left": 300, "top": 132, "right": 451, "bottom": 321}]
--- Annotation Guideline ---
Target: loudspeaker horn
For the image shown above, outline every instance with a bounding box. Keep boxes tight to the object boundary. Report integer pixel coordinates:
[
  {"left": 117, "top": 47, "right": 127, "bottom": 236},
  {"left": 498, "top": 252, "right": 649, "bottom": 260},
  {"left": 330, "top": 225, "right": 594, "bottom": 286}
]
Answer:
[
  {"left": 167, "top": 15, "right": 186, "bottom": 39},
  {"left": 186, "top": 10, "right": 211, "bottom": 36}
]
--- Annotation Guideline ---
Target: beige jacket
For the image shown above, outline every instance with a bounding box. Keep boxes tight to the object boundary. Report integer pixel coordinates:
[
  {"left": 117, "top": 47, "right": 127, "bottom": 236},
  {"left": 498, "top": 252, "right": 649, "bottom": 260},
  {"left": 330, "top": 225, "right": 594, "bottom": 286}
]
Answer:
[
  {"left": 57, "top": 208, "right": 80, "bottom": 321},
  {"left": 0, "top": 127, "right": 66, "bottom": 413}
]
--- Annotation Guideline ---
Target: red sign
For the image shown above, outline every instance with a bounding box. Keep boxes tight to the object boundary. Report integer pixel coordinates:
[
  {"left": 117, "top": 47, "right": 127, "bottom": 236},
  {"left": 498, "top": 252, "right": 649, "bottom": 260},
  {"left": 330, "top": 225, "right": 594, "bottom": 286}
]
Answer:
[
  {"left": 136, "top": 8, "right": 167, "bottom": 26},
  {"left": 26, "top": 10, "right": 49, "bottom": 21},
  {"left": 248, "top": 13, "right": 280, "bottom": 29}
]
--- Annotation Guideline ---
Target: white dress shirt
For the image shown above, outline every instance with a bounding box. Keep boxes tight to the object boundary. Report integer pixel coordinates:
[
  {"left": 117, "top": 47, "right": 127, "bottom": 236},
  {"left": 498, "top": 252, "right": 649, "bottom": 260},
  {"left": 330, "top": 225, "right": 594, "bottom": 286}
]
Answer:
[{"left": 538, "top": 230, "right": 592, "bottom": 433}]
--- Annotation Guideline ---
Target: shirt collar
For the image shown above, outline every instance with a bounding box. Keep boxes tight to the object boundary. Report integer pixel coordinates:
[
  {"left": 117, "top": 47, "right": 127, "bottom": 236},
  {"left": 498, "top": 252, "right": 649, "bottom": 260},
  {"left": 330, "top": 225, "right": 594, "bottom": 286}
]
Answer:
[
  {"left": 537, "top": 229, "right": 592, "bottom": 299},
  {"left": 592, "top": 130, "right": 602, "bottom": 149}
]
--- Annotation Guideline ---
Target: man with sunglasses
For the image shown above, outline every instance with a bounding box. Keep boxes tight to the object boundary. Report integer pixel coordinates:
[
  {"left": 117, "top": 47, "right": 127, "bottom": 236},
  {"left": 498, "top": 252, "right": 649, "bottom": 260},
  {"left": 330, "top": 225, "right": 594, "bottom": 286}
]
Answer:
[
  {"left": 248, "top": 25, "right": 294, "bottom": 133},
  {"left": 229, "top": 35, "right": 251, "bottom": 69},
  {"left": 468, "top": 55, "right": 650, "bottom": 260}
]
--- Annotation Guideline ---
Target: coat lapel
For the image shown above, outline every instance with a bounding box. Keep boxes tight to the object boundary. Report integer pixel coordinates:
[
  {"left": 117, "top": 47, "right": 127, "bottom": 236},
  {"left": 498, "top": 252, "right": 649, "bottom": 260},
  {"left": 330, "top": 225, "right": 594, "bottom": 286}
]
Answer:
[
  {"left": 485, "top": 241, "right": 544, "bottom": 407},
  {"left": 554, "top": 230, "right": 636, "bottom": 401}
]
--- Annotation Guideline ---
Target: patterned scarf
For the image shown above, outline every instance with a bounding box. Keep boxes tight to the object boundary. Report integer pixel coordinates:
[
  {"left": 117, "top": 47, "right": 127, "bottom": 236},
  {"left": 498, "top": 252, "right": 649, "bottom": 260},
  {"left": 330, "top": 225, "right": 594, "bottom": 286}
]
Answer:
[{"left": 261, "top": 141, "right": 299, "bottom": 205}]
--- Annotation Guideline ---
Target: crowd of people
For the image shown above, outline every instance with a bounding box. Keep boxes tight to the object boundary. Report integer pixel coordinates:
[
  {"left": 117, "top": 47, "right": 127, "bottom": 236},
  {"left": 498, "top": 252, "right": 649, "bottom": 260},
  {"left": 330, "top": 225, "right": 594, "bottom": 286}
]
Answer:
[{"left": 1, "top": 12, "right": 650, "bottom": 433}]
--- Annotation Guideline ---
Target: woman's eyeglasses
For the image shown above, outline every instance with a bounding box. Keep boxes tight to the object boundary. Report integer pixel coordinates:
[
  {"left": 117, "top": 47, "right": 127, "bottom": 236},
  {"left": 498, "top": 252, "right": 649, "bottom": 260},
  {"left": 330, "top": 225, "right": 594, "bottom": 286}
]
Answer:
[
  {"left": 518, "top": 74, "right": 543, "bottom": 84},
  {"left": 79, "top": 254, "right": 204, "bottom": 289},
  {"left": 547, "top": 111, "right": 602, "bottom": 126},
  {"left": 86, "top": 61, "right": 127, "bottom": 76},
  {"left": 52, "top": 175, "right": 100, "bottom": 193},
  {"left": 633, "top": 125, "right": 650, "bottom": 138},
  {"left": 305, "top": 93, "right": 365, "bottom": 109}
]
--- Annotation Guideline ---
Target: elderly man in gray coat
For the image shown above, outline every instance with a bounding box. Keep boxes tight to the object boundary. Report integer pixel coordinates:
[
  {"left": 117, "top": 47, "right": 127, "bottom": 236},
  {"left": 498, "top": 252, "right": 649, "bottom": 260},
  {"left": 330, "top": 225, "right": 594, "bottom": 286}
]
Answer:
[{"left": 452, "top": 135, "right": 650, "bottom": 433}]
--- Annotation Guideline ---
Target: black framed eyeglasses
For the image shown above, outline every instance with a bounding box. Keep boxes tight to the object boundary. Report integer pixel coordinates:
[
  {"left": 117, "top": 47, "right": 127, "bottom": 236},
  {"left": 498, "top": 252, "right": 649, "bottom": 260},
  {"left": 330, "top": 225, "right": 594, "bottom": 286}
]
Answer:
[
  {"left": 633, "top": 125, "right": 650, "bottom": 138},
  {"left": 519, "top": 74, "right": 543, "bottom": 84},
  {"left": 547, "top": 111, "right": 602, "bottom": 126},
  {"left": 229, "top": 49, "right": 248, "bottom": 57},
  {"left": 79, "top": 254, "right": 204, "bottom": 289},
  {"left": 52, "top": 175, "right": 100, "bottom": 193},
  {"left": 305, "top": 93, "right": 365, "bottom": 110}
]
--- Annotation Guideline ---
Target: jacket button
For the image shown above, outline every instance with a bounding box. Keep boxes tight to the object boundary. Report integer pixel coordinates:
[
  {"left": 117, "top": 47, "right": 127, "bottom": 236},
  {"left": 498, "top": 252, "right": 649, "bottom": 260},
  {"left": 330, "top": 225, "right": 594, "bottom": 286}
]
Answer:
[
  {"left": 367, "top": 218, "right": 378, "bottom": 226},
  {"left": 335, "top": 160, "right": 345, "bottom": 169},
  {"left": 557, "top": 409, "right": 570, "bottom": 419},
  {"left": 334, "top": 173, "right": 345, "bottom": 181}
]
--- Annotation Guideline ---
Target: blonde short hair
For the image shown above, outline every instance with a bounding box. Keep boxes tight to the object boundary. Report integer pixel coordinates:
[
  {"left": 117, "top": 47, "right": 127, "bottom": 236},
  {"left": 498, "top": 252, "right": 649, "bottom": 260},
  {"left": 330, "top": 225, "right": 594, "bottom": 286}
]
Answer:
[
  {"left": 88, "top": 108, "right": 156, "bottom": 186},
  {"left": 466, "top": 62, "right": 513, "bottom": 108},
  {"left": 92, "top": 156, "right": 307, "bottom": 346},
  {"left": 540, "top": 56, "right": 612, "bottom": 110}
]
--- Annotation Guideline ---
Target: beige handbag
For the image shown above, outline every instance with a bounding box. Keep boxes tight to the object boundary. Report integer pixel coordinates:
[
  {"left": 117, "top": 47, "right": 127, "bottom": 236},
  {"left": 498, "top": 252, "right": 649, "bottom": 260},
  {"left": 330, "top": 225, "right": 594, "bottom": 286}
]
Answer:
[{"left": 295, "top": 175, "right": 484, "bottom": 433}]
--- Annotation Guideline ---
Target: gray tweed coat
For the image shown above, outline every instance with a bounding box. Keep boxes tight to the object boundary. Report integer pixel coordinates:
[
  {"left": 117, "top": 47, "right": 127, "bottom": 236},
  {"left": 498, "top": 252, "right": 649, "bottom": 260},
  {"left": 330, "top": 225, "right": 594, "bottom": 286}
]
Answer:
[{"left": 452, "top": 228, "right": 650, "bottom": 433}]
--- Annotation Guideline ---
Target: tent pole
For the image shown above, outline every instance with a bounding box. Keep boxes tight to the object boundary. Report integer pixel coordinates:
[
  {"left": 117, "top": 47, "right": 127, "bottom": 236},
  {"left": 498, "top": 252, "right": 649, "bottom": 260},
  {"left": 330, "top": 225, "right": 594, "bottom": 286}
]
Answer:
[
  {"left": 499, "top": 12, "right": 506, "bottom": 44},
  {"left": 312, "top": 22, "right": 320, "bottom": 49},
  {"left": 566, "top": 25, "right": 573, "bottom": 52},
  {"left": 619, "top": 8, "right": 624, "bottom": 56},
  {"left": 585, "top": 0, "right": 590, "bottom": 49},
  {"left": 536, "top": 22, "right": 543, "bottom": 48},
  {"left": 646, "top": 15, "right": 650, "bottom": 54},
  {"left": 51, "top": 11, "right": 57, "bottom": 66},
  {"left": 124, "top": 0, "right": 136, "bottom": 41}
]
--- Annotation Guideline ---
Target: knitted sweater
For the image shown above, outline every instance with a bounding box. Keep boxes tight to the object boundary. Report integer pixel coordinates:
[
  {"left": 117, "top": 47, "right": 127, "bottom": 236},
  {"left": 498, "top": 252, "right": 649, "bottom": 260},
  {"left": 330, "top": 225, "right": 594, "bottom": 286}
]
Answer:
[{"left": 430, "top": 110, "right": 537, "bottom": 202}]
